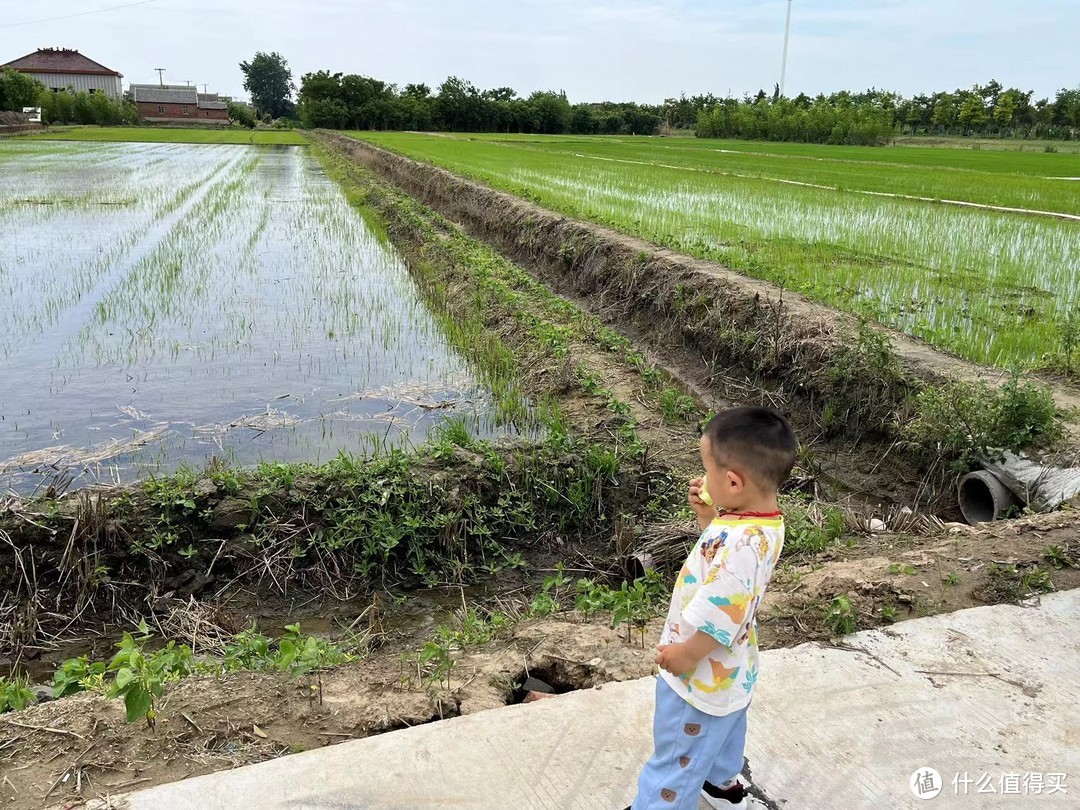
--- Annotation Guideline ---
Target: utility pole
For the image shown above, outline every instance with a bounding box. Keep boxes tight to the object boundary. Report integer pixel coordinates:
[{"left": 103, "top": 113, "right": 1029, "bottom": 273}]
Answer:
[
  {"left": 201, "top": 84, "right": 208, "bottom": 95},
  {"left": 779, "top": 0, "right": 793, "bottom": 98},
  {"left": 154, "top": 67, "right": 166, "bottom": 87}
]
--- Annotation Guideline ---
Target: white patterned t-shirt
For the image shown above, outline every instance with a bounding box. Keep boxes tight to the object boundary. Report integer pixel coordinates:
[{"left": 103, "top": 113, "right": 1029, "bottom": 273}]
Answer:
[{"left": 658, "top": 512, "right": 784, "bottom": 717}]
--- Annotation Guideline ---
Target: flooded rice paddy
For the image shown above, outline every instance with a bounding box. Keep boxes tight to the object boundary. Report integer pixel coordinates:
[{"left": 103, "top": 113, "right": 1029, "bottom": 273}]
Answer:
[{"left": 0, "top": 141, "right": 501, "bottom": 493}]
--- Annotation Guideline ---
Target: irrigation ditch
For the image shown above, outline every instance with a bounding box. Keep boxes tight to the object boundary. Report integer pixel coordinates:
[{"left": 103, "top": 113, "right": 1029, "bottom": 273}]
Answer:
[{"left": 2, "top": 133, "right": 1080, "bottom": 807}]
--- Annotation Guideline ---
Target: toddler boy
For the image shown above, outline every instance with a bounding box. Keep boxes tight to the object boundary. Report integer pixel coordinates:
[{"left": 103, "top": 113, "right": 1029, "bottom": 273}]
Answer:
[{"left": 629, "top": 407, "right": 797, "bottom": 809}]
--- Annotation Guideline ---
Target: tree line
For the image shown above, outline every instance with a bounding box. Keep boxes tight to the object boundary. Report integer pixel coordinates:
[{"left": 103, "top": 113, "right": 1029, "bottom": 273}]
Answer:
[
  {"left": 693, "top": 83, "right": 1080, "bottom": 145},
  {"left": 0, "top": 67, "right": 138, "bottom": 125},
  {"left": 296, "top": 71, "right": 662, "bottom": 135},
  {"left": 267, "top": 53, "right": 1077, "bottom": 145}
]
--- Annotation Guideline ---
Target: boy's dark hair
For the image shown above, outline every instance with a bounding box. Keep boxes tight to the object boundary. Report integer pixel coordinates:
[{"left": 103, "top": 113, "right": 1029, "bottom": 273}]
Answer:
[{"left": 703, "top": 407, "right": 798, "bottom": 490}]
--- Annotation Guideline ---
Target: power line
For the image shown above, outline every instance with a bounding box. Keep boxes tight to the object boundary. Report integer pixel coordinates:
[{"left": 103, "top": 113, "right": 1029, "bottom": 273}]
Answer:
[{"left": 0, "top": 0, "right": 159, "bottom": 29}]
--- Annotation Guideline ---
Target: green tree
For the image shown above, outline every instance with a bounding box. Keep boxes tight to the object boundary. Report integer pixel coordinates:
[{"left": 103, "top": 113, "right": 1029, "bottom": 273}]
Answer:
[
  {"left": 527, "top": 90, "right": 571, "bottom": 134},
  {"left": 992, "top": 89, "right": 1018, "bottom": 132},
  {"left": 239, "top": 51, "right": 295, "bottom": 119},
  {"left": 931, "top": 94, "right": 957, "bottom": 133},
  {"left": 227, "top": 100, "right": 257, "bottom": 128},
  {"left": 436, "top": 76, "right": 483, "bottom": 131},
  {"left": 0, "top": 68, "right": 44, "bottom": 111},
  {"left": 71, "top": 91, "right": 94, "bottom": 124},
  {"left": 958, "top": 94, "right": 988, "bottom": 131}
]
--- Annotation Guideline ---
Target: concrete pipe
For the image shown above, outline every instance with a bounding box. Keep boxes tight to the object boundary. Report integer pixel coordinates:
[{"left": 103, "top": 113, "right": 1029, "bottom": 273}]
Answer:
[
  {"left": 958, "top": 470, "right": 1021, "bottom": 525},
  {"left": 624, "top": 552, "right": 656, "bottom": 580}
]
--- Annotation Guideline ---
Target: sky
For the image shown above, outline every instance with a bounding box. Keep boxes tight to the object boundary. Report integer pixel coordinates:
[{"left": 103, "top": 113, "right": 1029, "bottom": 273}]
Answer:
[{"left": 1, "top": 0, "right": 1076, "bottom": 104}]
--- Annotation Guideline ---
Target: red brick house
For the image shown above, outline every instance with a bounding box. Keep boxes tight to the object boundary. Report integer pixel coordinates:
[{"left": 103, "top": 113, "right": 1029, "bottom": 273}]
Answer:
[{"left": 130, "top": 84, "right": 229, "bottom": 122}]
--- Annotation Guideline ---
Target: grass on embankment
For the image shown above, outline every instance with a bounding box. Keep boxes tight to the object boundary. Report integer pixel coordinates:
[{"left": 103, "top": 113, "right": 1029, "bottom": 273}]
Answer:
[
  {"left": 353, "top": 131, "right": 1080, "bottom": 371},
  {"left": 30, "top": 126, "right": 308, "bottom": 145}
]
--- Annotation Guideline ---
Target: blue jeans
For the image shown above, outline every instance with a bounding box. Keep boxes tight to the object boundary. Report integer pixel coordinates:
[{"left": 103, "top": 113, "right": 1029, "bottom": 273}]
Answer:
[{"left": 632, "top": 677, "right": 748, "bottom": 809}]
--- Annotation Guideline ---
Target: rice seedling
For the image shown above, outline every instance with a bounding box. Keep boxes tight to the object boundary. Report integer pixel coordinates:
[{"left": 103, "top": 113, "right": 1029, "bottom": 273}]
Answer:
[
  {"left": 356, "top": 132, "right": 1080, "bottom": 371},
  {"left": 0, "top": 140, "right": 509, "bottom": 492}
]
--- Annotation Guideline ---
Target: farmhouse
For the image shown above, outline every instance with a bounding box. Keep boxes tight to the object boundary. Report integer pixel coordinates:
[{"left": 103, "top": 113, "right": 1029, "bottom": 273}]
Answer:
[
  {"left": 130, "top": 84, "right": 229, "bottom": 122},
  {"left": 0, "top": 48, "right": 123, "bottom": 98}
]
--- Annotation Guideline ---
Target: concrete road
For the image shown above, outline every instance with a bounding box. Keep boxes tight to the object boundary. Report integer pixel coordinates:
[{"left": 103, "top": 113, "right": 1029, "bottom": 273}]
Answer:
[{"left": 103, "top": 591, "right": 1079, "bottom": 809}]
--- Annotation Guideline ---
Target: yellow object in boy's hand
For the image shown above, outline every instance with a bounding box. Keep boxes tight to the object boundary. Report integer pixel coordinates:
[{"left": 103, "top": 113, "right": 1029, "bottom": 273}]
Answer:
[{"left": 699, "top": 474, "right": 713, "bottom": 506}]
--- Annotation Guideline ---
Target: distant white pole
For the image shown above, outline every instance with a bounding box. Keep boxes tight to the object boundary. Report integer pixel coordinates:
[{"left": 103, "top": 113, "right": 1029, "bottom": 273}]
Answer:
[{"left": 779, "top": 0, "right": 793, "bottom": 97}]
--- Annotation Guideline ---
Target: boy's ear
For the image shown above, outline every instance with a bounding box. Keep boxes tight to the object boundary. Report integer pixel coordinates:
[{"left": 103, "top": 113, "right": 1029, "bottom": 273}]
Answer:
[{"left": 726, "top": 469, "right": 745, "bottom": 493}]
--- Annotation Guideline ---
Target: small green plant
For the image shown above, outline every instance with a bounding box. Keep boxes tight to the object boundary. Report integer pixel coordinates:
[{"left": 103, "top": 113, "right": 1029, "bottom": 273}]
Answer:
[
  {"left": 52, "top": 655, "right": 107, "bottom": 698},
  {"left": 431, "top": 416, "right": 474, "bottom": 454},
  {"left": 207, "top": 463, "right": 244, "bottom": 495},
  {"left": 143, "top": 470, "right": 198, "bottom": 513},
  {"left": 417, "top": 606, "right": 513, "bottom": 688},
  {"left": 1049, "top": 310, "right": 1080, "bottom": 375},
  {"left": 781, "top": 496, "right": 845, "bottom": 555},
  {"left": 878, "top": 604, "right": 899, "bottom": 623},
  {"left": 222, "top": 625, "right": 275, "bottom": 671},
  {"left": 276, "top": 623, "right": 349, "bottom": 676},
  {"left": 888, "top": 563, "right": 917, "bottom": 576},
  {"left": 574, "top": 577, "right": 609, "bottom": 622},
  {"left": 981, "top": 563, "right": 1056, "bottom": 603},
  {"left": 528, "top": 592, "right": 558, "bottom": 617},
  {"left": 825, "top": 596, "right": 859, "bottom": 636},
  {"left": 658, "top": 387, "right": 697, "bottom": 424},
  {"left": 420, "top": 635, "right": 454, "bottom": 689},
  {"left": 573, "top": 572, "right": 667, "bottom": 645},
  {"left": 259, "top": 461, "right": 297, "bottom": 493},
  {"left": 530, "top": 562, "right": 571, "bottom": 616},
  {"left": 1044, "top": 544, "right": 1079, "bottom": 570},
  {"left": 943, "top": 571, "right": 961, "bottom": 586},
  {"left": 106, "top": 620, "right": 194, "bottom": 727},
  {"left": 0, "top": 676, "right": 35, "bottom": 714}
]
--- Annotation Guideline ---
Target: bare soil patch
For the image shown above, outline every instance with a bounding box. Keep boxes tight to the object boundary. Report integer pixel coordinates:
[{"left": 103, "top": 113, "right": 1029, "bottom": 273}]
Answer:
[{"left": 1, "top": 620, "right": 657, "bottom": 810}]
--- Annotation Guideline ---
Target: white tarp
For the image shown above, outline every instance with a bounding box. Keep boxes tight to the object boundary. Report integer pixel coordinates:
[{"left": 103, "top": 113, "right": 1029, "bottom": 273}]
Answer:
[{"left": 981, "top": 450, "right": 1080, "bottom": 511}]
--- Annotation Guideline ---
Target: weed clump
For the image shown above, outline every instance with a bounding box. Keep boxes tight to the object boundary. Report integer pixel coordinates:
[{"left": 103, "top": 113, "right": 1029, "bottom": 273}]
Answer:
[
  {"left": 825, "top": 595, "right": 859, "bottom": 636},
  {"left": 978, "top": 562, "right": 1055, "bottom": 604},
  {"left": 903, "top": 372, "right": 1061, "bottom": 471},
  {"left": 0, "top": 675, "right": 34, "bottom": 714},
  {"left": 780, "top": 495, "right": 846, "bottom": 556}
]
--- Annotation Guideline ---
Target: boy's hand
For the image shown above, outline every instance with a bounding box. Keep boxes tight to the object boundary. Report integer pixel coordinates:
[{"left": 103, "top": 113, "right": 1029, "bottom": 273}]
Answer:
[
  {"left": 655, "top": 642, "right": 700, "bottom": 678},
  {"left": 688, "top": 478, "right": 717, "bottom": 528}
]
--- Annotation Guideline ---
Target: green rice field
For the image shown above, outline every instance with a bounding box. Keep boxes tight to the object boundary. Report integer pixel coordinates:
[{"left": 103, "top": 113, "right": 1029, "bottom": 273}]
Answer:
[
  {"left": 0, "top": 139, "right": 498, "bottom": 492},
  {"left": 355, "top": 132, "right": 1080, "bottom": 369},
  {"left": 28, "top": 127, "right": 308, "bottom": 145}
]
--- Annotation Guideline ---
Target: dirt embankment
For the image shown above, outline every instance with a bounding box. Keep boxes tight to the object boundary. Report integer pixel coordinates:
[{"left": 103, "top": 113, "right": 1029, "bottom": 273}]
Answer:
[{"left": 2, "top": 516, "right": 1077, "bottom": 810}]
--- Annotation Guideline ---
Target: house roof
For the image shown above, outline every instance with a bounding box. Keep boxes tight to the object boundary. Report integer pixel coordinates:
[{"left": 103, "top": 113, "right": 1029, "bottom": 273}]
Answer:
[
  {"left": 2, "top": 48, "right": 122, "bottom": 78},
  {"left": 132, "top": 86, "right": 198, "bottom": 105},
  {"left": 198, "top": 100, "right": 228, "bottom": 110},
  {"left": 131, "top": 83, "right": 190, "bottom": 91}
]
